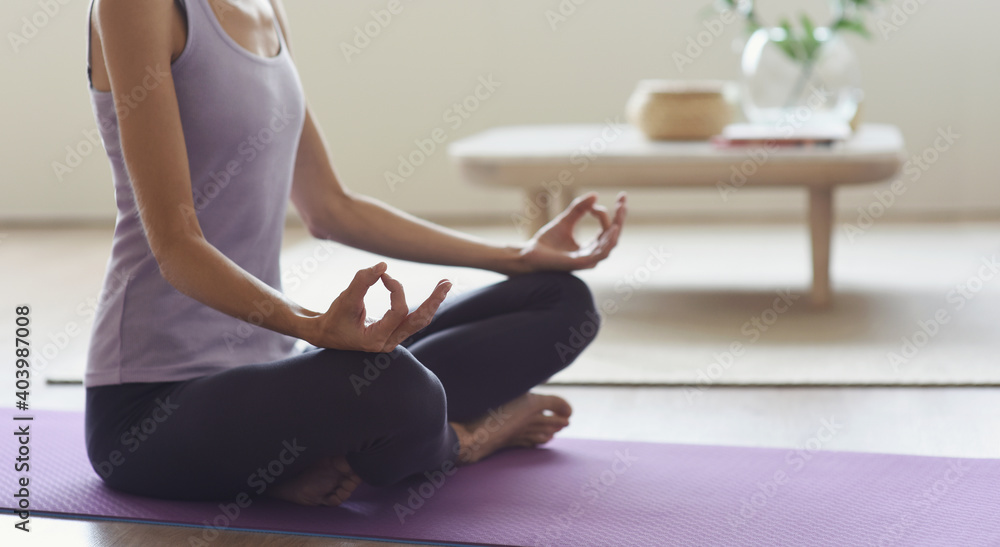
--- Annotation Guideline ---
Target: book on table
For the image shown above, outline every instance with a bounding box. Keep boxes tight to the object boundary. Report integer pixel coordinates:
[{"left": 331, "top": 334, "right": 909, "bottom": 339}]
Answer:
[{"left": 713, "top": 123, "right": 852, "bottom": 148}]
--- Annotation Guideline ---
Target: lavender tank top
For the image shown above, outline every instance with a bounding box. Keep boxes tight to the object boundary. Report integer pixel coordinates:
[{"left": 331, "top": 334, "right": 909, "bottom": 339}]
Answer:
[{"left": 85, "top": 0, "right": 306, "bottom": 387}]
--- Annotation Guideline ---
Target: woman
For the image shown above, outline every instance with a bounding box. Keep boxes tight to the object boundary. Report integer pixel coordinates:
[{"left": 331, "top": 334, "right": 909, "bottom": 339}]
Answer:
[{"left": 84, "top": 0, "right": 627, "bottom": 506}]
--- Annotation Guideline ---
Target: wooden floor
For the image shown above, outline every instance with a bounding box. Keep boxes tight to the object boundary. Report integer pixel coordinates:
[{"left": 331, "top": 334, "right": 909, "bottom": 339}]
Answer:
[{"left": 2, "top": 226, "right": 999, "bottom": 546}]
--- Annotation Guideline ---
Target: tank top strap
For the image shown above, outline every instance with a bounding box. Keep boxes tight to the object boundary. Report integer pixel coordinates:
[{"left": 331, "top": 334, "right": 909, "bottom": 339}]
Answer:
[
  {"left": 178, "top": 0, "right": 216, "bottom": 43},
  {"left": 86, "top": 0, "right": 94, "bottom": 88}
]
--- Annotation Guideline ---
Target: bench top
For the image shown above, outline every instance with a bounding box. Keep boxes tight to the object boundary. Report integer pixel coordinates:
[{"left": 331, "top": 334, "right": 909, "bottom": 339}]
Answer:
[{"left": 448, "top": 124, "right": 905, "bottom": 188}]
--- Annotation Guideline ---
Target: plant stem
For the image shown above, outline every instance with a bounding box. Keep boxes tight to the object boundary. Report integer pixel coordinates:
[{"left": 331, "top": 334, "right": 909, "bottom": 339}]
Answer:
[{"left": 784, "top": 60, "right": 815, "bottom": 110}]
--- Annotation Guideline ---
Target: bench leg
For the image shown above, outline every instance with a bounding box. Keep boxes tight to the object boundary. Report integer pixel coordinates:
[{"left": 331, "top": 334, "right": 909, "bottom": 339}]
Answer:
[{"left": 809, "top": 186, "right": 833, "bottom": 307}]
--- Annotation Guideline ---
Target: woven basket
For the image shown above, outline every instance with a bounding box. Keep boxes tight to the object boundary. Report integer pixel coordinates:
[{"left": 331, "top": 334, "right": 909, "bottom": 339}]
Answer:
[{"left": 626, "top": 80, "right": 733, "bottom": 141}]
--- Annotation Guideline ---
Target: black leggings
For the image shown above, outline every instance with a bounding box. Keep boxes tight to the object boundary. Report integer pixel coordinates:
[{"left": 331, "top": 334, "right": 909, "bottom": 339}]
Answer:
[{"left": 85, "top": 272, "right": 600, "bottom": 500}]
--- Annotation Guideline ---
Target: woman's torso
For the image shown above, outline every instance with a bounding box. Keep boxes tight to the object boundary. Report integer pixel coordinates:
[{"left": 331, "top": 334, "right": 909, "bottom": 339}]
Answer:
[{"left": 85, "top": 0, "right": 307, "bottom": 387}]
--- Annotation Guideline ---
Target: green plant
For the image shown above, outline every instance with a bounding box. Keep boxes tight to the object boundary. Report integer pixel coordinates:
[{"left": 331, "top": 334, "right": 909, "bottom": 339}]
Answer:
[
  {"left": 720, "top": 0, "right": 883, "bottom": 64},
  {"left": 720, "top": 0, "right": 882, "bottom": 109}
]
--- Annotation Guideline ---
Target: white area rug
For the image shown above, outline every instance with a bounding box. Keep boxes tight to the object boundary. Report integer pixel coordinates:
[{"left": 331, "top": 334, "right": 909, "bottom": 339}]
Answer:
[
  {"left": 38, "top": 222, "right": 999, "bottom": 386},
  {"left": 280, "top": 222, "right": 1000, "bottom": 386}
]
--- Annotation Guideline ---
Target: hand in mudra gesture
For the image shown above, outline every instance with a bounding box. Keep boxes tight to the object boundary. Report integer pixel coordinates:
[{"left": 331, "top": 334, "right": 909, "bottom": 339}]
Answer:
[
  {"left": 310, "top": 262, "right": 450, "bottom": 352},
  {"left": 308, "top": 192, "right": 625, "bottom": 352},
  {"left": 521, "top": 192, "right": 627, "bottom": 272}
]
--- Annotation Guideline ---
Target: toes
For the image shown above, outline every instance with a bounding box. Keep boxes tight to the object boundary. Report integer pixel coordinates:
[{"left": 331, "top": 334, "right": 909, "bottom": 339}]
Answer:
[
  {"left": 530, "top": 432, "right": 554, "bottom": 444},
  {"left": 511, "top": 434, "right": 547, "bottom": 448},
  {"left": 525, "top": 426, "right": 560, "bottom": 440},
  {"left": 320, "top": 484, "right": 356, "bottom": 507},
  {"left": 270, "top": 455, "right": 364, "bottom": 508},
  {"left": 322, "top": 492, "right": 345, "bottom": 506},
  {"left": 514, "top": 430, "right": 556, "bottom": 446},
  {"left": 533, "top": 414, "right": 570, "bottom": 430},
  {"left": 332, "top": 456, "right": 358, "bottom": 478},
  {"left": 271, "top": 482, "right": 315, "bottom": 506},
  {"left": 289, "top": 489, "right": 320, "bottom": 506},
  {"left": 322, "top": 475, "right": 361, "bottom": 507},
  {"left": 539, "top": 394, "right": 573, "bottom": 418},
  {"left": 340, "top": 478, "right": 360, "bottom": 496}
]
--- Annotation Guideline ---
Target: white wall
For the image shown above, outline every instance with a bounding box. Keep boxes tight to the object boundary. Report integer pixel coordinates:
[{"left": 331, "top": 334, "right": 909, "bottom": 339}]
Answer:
[{"left": 1, "top": 0, "right": 997, "bottom": 223}]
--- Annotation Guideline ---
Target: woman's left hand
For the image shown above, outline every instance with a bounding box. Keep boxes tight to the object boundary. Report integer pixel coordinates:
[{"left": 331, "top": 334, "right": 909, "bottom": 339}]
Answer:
[{"left": 519, "top": 192, "right": 627, "bottom": 273}]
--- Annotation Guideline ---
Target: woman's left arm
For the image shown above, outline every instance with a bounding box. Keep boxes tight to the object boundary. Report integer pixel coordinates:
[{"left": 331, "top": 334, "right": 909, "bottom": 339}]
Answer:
[{"left": 271, "top": 1, "right": 626, "bottom": 276}]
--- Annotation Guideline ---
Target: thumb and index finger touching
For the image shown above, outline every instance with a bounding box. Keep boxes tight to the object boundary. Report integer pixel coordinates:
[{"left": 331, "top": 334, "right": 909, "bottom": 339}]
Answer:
[{"left": 342, "top": 262, "right": 452, "bottom": 348}]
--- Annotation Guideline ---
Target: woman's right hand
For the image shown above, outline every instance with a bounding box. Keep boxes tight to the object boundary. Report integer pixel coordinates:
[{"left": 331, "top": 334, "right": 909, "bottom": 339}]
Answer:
[{"left": 305, "top": 262, "right": 451, "bottom": 353}]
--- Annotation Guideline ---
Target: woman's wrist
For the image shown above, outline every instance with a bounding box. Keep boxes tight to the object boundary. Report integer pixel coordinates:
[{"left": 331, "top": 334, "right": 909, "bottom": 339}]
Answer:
[
  {"left": 493, "top": 242, "right": 532, "bottom": 276},
  {"left": 287, "top": 304, "right": 324, "bottom": 346}
]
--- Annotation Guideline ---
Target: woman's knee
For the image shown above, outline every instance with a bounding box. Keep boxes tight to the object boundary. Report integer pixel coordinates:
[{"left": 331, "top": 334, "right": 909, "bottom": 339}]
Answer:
[
  {"left": 520, "top": 271, "right": 599, "bottom": 313},
  {"left": 519, "top": 272, "right": 603, "bottom": 373},
  {"left": 275, "top": 348, "right": 446, "bottom": 438},
  {"left": 558, "top": 272, "right": 599, "bottom": 312},
  {"left": 344, "top": 349, "right": 454, "bottom": 485},
  {"left": 537, "top": 272, "right": 602, "bottom": 332},
  {"left": 351, "top": 348, "right": 448, "bottom": 431}
]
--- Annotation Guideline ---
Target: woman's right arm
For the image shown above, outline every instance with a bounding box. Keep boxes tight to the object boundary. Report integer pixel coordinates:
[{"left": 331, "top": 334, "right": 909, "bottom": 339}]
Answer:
[{"left": 93, "top": 0, "right": 448, "bottom": 353}]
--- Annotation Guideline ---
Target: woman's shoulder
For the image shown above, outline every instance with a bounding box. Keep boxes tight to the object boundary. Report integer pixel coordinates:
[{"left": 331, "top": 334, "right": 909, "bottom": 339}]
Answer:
[
  {"left": 93, "top": 0, "right": 178, "bottom": 28},
  {"left": 90, "top": 0, "right": 188, "bottom": 87}
]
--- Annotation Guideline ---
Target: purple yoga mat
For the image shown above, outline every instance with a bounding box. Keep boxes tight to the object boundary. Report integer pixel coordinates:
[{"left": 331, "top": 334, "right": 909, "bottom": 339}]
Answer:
[{"left": 2, "top": 409, "right": 998, "bottom": 546}]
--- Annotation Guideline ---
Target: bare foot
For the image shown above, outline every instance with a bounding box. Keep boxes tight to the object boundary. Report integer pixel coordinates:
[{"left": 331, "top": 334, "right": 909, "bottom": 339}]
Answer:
[
  {"left": 451, "top": 392, "right": 573, "bottom": 465},
  {"left": 268, "top": 455, "right": 361, "bottom": 506}
]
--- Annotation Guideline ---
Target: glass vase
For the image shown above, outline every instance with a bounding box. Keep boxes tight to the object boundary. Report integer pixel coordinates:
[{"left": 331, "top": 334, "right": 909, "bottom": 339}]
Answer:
[{"left": 740, "top": 26, "right": 862, "bottom": 127}]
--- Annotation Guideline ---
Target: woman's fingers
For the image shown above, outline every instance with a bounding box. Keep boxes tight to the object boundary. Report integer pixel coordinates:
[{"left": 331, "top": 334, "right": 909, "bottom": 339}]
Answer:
[
  {"left": 596, "top": 223, "right": 620, "bottom": 256},
  {"left": 612, "top": 192, "right": 628, "bottom": 228},
  {"left": 379, "top": 280, "right": 451, "bottom": 351},
  {"left": 376, "top": 272, "right": 409, "bottom": 327},
  {"left": 323, "top": 265, "right": 459, "bottom": 352},
  {"left": 589, "top": 204, "right": 612, "bottom": 232},
  {"left": 586, "top": 193, "right": 626, "bottom": 263},
  {"left": 598, "top": 224, "right": 621, "bottom": 258},
  {"left": 558, "top": 192, "right": 599, "bottom": 224},
  {"left": 572, "top": 194, "right": 622, "bottom": 243},
  {"left": 401, "top": 280, "right": 451, "bottom": 335},
  {"left": 416, "top": 280, "right": 451, "bottom": 321},
  {"left": 361, "top": 273, "right": 410, "bottom": 347},
  {"left": 340, "top": 262, "right": 387, "bottom": 315},
  {"left": 573, "top": 224, "right": 620, "bottom": 269}
]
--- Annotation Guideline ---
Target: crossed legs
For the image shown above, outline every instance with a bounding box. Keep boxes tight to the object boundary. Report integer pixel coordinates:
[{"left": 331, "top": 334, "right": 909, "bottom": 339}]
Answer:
[{"left": 84, "top": 272, "right": 600, "bottom": 503}]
